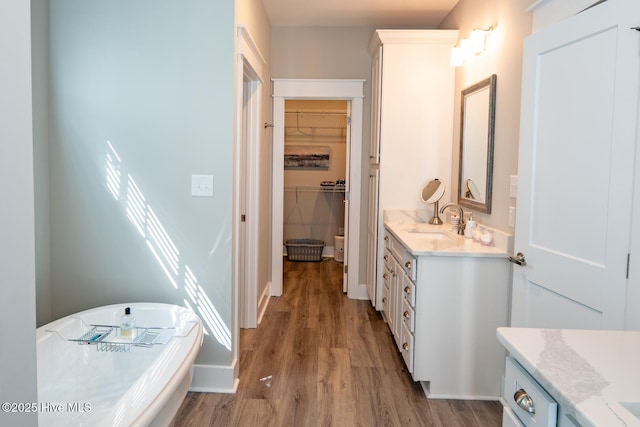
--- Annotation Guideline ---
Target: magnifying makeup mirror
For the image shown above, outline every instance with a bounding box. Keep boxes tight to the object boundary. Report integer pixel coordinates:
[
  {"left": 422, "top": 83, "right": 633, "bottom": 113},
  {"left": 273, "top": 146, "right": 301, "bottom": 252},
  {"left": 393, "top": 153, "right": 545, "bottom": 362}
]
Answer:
[{"left": 421, "top": 179, "right": 445, "bottom": 224}]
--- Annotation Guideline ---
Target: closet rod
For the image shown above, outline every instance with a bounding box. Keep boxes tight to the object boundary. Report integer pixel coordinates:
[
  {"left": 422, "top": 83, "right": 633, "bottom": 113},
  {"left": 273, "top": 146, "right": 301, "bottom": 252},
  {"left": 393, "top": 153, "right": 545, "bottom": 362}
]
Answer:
[{"left": 284, "top": 109, "right": 347, "bottom": 116}]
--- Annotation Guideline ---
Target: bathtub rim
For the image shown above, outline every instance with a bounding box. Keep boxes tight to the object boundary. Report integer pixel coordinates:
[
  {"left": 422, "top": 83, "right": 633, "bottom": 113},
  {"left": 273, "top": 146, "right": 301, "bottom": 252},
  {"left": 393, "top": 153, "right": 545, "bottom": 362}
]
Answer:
[{"left": 36, "top": 302, "right": 203, "bottom": 427}]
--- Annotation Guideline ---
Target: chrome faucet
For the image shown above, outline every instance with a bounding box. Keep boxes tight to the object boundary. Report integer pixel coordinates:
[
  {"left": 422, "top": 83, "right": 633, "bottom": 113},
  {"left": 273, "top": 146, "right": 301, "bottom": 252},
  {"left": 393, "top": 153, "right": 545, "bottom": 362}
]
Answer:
[{"left": 439, "top": 203, "right": 465, "bottom": 235}]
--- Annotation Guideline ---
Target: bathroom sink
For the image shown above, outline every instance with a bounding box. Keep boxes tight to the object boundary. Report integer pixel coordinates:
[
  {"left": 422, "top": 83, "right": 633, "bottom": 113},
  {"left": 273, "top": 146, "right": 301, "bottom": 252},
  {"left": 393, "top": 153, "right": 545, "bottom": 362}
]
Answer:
[{"left": 620, "top": 402, "right": 640, "bottom": 420}]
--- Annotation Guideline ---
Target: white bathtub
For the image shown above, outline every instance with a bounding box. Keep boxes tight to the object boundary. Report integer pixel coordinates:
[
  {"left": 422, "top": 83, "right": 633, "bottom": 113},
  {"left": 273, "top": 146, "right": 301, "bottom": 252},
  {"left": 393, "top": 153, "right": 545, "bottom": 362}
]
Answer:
[{"left": 37, "top": 303, "right": 203, "bottom": 426}]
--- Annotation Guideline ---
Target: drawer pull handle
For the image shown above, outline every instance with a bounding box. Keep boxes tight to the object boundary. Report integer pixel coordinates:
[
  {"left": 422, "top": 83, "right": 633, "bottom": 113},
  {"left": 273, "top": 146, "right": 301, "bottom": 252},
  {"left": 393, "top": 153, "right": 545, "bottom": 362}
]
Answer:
[
  {"left": 403, "top": 311, "right": 410, "bottom": 318},
  {"left": 404, "top": 286, "right": 411, "bottom": 294},
  {"left": 405, "top": 261, "right": 412, "bottom": 269},
  {"left": 402, "top": 343, "right": 409, "bottom": 351},
  {"left": 514, "top": 389, "right": 535, "bottom": 414}
]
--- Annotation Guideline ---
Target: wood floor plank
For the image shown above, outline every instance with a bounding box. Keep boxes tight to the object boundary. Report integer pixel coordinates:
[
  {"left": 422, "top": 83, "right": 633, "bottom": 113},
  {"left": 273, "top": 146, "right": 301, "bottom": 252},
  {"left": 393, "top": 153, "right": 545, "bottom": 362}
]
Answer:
[
  {"left": 174, "top": 259, "right": 502, "bottom": 427},
  {"left": 317, "top": 347, "right": 357, "bottom": 426}
]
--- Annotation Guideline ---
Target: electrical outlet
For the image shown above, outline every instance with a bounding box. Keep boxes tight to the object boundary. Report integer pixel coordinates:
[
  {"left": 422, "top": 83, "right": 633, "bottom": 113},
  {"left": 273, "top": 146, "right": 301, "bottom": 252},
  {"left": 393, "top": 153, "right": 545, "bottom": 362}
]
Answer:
[
  {"left": 509, "top": 175, "right": 518, "bottom": 198},
  {"left": 508, "top": 206, "right": 516, "bottom": 227}
]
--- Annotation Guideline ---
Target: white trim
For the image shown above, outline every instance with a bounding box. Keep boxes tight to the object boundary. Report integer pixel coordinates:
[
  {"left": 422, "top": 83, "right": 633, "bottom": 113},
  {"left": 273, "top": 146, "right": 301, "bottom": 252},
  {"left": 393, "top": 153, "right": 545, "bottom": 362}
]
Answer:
[
  {"left": 271, "top": 79, "right": 365, "bottom": 299},
  {"left": 235, "top": 25, "right": 264, "bottom": 329},
  {"left": 189, "top": 363, "right": 239, "bottom": 393},
  {"left": 237, "top": 25, "right": 266, "bottom": 75},
  {"left": 368, "top": 29, "right": 458, "bottom": 54}
]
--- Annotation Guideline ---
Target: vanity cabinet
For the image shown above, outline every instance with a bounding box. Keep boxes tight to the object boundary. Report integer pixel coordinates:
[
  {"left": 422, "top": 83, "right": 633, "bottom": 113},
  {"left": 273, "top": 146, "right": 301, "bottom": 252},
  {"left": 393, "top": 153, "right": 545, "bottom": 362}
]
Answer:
[
  {"left": 383, "top": 227, "right": 510, "bottom": 398},
  {"left": 367, "top": 29, "right": 458, "bottom": 309}
]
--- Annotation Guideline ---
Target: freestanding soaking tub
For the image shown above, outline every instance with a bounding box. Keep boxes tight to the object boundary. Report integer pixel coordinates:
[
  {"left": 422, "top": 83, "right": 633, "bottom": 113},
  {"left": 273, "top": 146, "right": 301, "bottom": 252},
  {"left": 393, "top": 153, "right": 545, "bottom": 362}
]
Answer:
[{"left": 36, "top": 303, "right": 203, "bottom": 426}]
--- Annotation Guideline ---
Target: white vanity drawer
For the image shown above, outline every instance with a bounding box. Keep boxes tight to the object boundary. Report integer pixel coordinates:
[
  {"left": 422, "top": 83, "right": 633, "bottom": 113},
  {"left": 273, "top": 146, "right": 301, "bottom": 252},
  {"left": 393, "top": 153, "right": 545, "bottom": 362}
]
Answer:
[
  {"left": 503, "top": 407, "right": 525, "bottom": 427},
  {"left": 384, "top": 232, "right": 391, "bottom": 250},
  {"left": 400, "top": 321, "right": 414, "bottom": 373},
  {"left": 383, "top": 264, "right": 391, "bottom": 290},
  {"left": 381, "top": 283, "right": 390, "bottom": 318},
  {"left": 383, "top": 248, "right": 392, "bottom": 270},
  {"left": 388, "top": 234, "right": 416, "bottom": 281},
  {"left": 401, "top": 274, "right": 415, "bottom": 307},
  {"left": 401, "top": 298, "right": 415, "bottom": 332},
  {"left": 504, "top": 357, "right": 557, "bottom": 427}
]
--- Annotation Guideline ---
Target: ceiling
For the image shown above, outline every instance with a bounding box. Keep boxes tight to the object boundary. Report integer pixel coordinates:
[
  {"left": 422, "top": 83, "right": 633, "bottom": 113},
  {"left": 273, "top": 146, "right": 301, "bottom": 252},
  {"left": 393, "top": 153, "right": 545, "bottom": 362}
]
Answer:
[{"left": 262, "top": 0, "right": 460, "bottom": 27}]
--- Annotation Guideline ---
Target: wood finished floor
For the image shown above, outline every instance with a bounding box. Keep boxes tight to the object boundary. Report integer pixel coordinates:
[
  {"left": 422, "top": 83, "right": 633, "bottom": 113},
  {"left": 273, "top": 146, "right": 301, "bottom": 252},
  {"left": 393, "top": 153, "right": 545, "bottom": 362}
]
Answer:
[{"left": 175, "top": 259, "right": 502, "bottom": 426}]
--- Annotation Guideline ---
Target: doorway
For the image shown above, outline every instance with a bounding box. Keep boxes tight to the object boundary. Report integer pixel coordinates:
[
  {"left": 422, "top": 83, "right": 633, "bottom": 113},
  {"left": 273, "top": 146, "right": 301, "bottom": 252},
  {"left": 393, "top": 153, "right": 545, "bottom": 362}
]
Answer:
[
  {"left": 271, "top": 79, "right": 366, "bottom": 299},
  {"left": 283, "top": 100, "right": 348, "bottom": 285}
]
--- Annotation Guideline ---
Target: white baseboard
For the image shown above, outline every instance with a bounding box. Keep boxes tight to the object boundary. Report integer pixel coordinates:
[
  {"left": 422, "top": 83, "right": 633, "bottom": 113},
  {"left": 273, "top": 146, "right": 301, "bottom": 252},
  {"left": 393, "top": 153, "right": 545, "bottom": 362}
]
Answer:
[{"left": 189, "top": 362, "right": 238, "bottom": 393}]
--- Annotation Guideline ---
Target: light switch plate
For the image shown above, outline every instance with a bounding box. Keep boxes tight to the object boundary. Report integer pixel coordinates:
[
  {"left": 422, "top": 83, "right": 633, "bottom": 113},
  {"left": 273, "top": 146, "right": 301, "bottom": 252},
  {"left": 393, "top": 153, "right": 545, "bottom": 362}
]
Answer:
[
  {"left": 191, "top": 174, "right": 213, "bottom": 197},
  {"left": 509, "top": 175, "right": 518, "bottom": 198}
]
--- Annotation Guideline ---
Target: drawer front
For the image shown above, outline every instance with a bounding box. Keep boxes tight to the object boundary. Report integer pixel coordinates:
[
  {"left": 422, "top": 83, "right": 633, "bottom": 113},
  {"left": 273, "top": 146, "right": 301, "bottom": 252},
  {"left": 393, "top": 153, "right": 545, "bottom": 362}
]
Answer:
[
  {"left": 401, "top": 298, "right": 415, "bottom": 333},
  {"left": 504, "top": 357, "right": 557, "bottom": 427},
  {"left": 383, "top": 263, "right": 391, "bottom": 290},
  {"left": 400, "top": 321, "right": 414, "bottom": 373},
  {"left": 388, "top": 233, "right": 416, "bottom": 281},
  {"left": 381, "top": 282, "right": 390, "bottom": 320},
  {"left": 503, "top": 407, "right": 525, "bottom": 427},
  {"left": 383, "top": 248, "right": 392, "bottom": 270},
  {"left": 401, "top": 274, "right": 416, "bottom": 307}
]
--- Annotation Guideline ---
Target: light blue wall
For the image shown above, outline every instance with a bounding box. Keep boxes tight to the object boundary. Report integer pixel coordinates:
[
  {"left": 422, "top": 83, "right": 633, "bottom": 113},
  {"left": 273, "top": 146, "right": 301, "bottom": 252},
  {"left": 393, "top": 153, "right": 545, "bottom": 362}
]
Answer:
[
  {"left": 0, "top": 1, "right": 38, "bottom": 425},
  {"left": 47, "top": 0, "right": 236, "bottom": 368}
]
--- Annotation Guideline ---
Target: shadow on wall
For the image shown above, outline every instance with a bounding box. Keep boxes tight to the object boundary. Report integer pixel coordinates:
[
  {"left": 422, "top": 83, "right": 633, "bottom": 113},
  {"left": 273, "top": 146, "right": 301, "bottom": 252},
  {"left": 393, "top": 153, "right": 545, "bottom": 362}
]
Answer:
[{"left": 105, "top": 140, "right": 230, "bottom": 350}]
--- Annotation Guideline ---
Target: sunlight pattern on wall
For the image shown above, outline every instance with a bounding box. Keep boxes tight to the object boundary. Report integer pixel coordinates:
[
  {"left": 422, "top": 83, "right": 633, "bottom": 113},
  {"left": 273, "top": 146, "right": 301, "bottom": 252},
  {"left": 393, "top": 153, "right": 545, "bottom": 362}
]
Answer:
[{"left": 104, "top": 141, "right": 231, "bottom": 350}]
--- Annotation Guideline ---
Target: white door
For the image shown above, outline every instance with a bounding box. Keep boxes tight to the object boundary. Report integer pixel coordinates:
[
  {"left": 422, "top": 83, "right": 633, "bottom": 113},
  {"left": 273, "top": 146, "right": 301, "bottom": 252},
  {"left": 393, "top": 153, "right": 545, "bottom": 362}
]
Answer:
[{"left": 511, "top": 0, "right": 640, "bottom": 330}]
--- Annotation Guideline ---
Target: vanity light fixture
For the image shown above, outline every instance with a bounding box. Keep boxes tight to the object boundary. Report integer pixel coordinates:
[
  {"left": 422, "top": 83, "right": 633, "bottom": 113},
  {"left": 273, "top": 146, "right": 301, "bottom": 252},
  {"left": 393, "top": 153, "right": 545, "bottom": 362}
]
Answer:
[{"left": 450, "top": 27, "right": 493, "bottom": 67}]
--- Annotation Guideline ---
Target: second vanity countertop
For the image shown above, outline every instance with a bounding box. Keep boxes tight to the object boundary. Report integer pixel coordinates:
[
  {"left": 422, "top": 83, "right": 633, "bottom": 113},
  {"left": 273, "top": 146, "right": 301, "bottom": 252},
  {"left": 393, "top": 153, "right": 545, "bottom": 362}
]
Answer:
[
  {"left": 497, "top": 327, "right": 640, "bottom": 427},
  {"left": 384, "top": 210, "right": 511, "bottom": 258}
]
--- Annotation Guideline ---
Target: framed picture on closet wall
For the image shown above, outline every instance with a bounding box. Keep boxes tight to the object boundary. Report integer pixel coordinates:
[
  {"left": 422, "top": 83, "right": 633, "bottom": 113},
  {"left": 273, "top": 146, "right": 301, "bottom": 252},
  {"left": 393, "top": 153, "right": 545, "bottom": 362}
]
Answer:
[{"left": 284, "top": 145, "right": 331, "bottom": 170}]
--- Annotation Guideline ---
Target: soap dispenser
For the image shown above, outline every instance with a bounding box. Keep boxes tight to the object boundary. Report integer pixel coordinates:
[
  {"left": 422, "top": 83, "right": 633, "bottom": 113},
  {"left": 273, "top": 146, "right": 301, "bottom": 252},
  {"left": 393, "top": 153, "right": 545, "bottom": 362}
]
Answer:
[
  {"left": 120, "top": 307, "right": 136, "bottom": 339},
  {"left": 465, "top": 213, "right": 476, "bottom": 239}
]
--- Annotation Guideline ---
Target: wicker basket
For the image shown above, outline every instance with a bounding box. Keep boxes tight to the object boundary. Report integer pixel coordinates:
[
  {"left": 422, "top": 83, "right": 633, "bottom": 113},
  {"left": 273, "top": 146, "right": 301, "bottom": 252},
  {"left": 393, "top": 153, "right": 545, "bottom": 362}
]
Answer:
[{"left": 285, "top": 239, "right": 325, "bottom": 262}]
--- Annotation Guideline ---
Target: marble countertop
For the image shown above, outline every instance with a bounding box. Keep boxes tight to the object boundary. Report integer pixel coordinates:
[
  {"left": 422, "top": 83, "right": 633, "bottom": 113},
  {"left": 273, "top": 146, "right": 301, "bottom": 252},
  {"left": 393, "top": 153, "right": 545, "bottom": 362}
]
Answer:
[
  {"left": 384, "top": 210, "right": 511, "bottom": 257},
  {"left": 497, "top": 327, "right": 640, "bottom": 427}
]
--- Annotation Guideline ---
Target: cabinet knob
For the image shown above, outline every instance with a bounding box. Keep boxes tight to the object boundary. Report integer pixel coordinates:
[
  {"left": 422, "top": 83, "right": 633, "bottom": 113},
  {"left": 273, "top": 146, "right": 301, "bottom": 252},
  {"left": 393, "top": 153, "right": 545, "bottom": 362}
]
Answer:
[
  {"left": 383, "top": 272, "right": 388, "bottom": 279},
  {"left": 402, "top": 343, "right": 409, "bottom": 351},
  {"left": 403, "top": 311, "right": 410, "bottom": 318},
  {"left": 384, "top": 236, "right": 389, "bottom": 241},
  {"left": 405, "top": 261, "right": 412, "bottom": 269},
  {"left": 514, "top": 389, "right": 536, "bottom": 414},
  {"left": 404, "top": 286, "right": 410, "bottom": 294},
  {"left": 382, "top": 297, "right": 387, "bottom": 304},
  {"left": 383, "top": 255, "right": 388, "bottom": 261}
]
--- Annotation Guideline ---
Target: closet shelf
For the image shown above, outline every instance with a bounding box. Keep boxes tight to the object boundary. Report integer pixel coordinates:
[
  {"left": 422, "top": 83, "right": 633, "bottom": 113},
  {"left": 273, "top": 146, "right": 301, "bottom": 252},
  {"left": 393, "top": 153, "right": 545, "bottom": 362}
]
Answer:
[{"left": 284, "top": 185, "right": 346, "bottom": 193}]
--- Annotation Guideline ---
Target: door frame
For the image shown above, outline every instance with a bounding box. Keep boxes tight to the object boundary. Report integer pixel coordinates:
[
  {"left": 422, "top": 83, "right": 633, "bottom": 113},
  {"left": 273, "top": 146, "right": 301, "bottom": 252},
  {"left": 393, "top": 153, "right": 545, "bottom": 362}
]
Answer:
[
  {"left": 271, "top": 79, "right": 365, "bottom": 299},
  {"left": 235, "top": 26, "right": 264, "bottom": 330}
]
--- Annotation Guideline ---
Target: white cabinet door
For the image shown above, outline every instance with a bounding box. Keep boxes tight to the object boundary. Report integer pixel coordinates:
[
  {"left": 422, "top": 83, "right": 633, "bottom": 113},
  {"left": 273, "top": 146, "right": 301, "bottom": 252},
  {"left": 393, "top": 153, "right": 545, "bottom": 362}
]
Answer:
[
  {"left": 511, "top": 0, "right": 640, "bottom": 329},
  {"left": 369, "top": 46, "right": 382, "bottom": 164},
  {"left": 367, "top": 169, "right": 379, "bottom": 304}
]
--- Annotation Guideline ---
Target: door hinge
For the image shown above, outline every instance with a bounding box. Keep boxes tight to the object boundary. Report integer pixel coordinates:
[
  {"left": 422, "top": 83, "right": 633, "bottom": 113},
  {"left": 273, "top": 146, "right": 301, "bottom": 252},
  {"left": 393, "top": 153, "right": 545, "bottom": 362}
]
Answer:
[
  {"left": 347, "top": 116, "right": 351, "bottom": 125},
  {"left": 344, "top": 265, "right": 348, "bottom": 274},
  {"left": 627, "top": 253, "right": 631, "bottom": 279},
  {"left": 241, "top": 214, "right": 246, "bottom": 222}
]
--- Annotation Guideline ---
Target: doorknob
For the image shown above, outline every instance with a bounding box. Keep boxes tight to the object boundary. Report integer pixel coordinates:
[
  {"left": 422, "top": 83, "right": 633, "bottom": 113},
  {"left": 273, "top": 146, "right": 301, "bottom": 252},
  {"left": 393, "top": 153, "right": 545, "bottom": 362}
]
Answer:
[{"left": 509, "top": 252, "right": 527, "bottom": 266}]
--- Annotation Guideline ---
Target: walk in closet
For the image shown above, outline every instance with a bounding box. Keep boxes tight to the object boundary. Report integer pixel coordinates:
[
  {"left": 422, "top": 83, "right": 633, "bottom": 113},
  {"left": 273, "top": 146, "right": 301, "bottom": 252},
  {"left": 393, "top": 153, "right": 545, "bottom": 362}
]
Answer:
[{"left": 283, "top": 100, "right": 347, "bottom": 263}]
